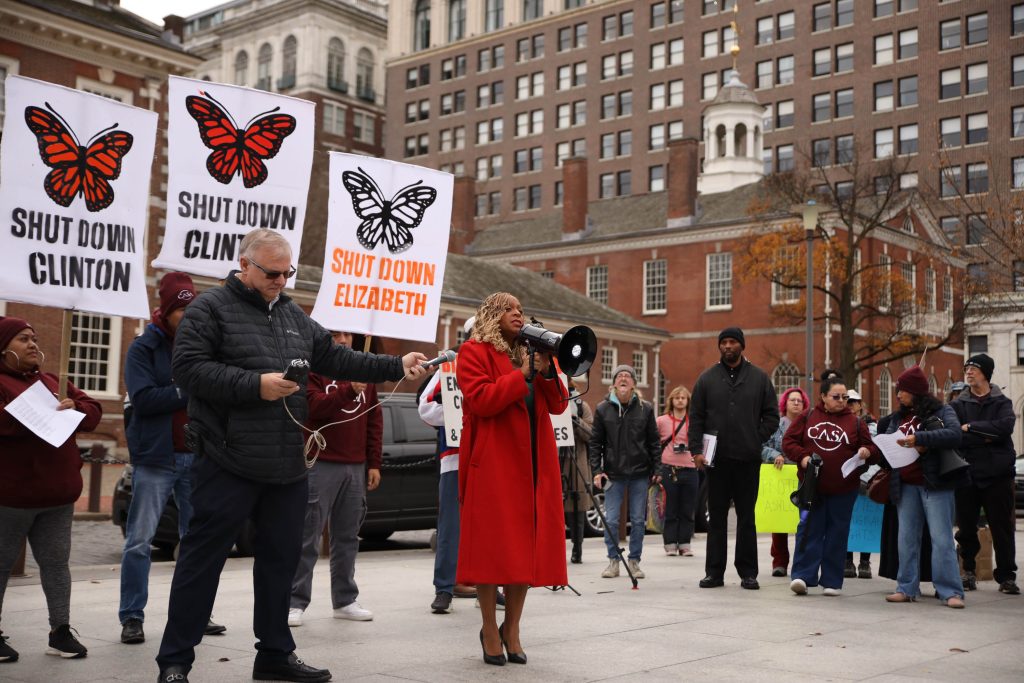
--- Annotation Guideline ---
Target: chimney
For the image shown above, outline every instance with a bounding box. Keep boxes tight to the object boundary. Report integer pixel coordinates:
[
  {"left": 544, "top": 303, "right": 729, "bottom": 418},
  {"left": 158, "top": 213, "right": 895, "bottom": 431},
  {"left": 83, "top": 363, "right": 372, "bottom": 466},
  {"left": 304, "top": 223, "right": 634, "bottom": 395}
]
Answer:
[
  {"left": 667, "top": 138, "right": 698, "bottom": 221},
  {"left": 449, "top": 174, "right": 476, "bottom": 253},
  {"left": 562, "top": 156, "right": 587, "bottom": 234},
  {"left": 163, "top": 15, "right": 185, "bottom": 42}
]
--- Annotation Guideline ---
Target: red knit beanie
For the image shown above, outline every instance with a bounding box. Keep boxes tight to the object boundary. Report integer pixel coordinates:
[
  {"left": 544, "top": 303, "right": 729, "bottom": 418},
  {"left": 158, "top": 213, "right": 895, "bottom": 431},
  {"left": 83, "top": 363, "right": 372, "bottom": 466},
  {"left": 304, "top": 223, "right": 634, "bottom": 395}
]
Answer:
[
  {"left": 0, "top": 316, "right": 33, "bottom": 353},
  {"left": 158, "top": 272, "right": 196, "bottom": 318},
  {"left": 895, "top": 365, "right": 929, "bottom": 396}
]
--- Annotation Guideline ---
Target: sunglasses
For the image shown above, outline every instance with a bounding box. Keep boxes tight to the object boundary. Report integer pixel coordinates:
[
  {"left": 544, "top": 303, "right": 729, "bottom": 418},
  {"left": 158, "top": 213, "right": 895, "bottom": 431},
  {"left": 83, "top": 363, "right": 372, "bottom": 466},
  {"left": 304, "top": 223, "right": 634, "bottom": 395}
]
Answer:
[
  {"left": 828, "top": 393, "right": 850, "bottom": 401},
  {"left": 248, "top": 257, "right": 296, "bottom": 281}
]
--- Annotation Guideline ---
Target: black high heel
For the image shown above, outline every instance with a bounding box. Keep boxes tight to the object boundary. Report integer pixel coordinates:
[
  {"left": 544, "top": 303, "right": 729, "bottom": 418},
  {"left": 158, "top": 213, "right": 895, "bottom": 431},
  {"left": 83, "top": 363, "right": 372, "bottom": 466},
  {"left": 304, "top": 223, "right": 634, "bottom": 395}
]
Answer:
[
  {"left": 499, "top": 622, "right": 527, "bottom": 665},
  {"left": 479, "top": 628, "right": 505, "bottom": 666}
]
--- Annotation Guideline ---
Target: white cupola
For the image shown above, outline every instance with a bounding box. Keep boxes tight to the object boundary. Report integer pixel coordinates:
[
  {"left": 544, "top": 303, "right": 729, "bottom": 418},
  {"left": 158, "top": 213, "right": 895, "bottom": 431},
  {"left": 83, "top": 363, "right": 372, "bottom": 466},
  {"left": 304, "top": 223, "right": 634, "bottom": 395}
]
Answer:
[{"left": 697, "top": 70, "right": 766, "bottom": 195}]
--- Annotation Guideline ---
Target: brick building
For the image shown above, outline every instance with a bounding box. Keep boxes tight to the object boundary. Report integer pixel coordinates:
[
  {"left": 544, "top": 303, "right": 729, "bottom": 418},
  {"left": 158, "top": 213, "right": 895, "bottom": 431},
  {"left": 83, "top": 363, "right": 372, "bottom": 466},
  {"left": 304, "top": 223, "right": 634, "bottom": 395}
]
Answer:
[{"left": 0, "top": 0, "right": 201, "bottom": 456}]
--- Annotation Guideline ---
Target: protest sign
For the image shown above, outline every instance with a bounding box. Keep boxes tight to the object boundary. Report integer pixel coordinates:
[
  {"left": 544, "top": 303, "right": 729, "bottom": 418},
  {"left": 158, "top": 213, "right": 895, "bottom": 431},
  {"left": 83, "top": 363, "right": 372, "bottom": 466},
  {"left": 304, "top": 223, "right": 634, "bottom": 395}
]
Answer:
[
  {"left": 154, "top": 75, "right": 314, "bottom": 280},
  {"left": 0, "top": 76, "right": 154, "bottom": 318},
  {"left": 754, "top": 464, "right": 800, "bottom": 533},
  {"left": 310, "top": 153, "right": 453, "bottom": 342},
  {"left": 847, "top": 495, "right": 884, "bottom": 553}
]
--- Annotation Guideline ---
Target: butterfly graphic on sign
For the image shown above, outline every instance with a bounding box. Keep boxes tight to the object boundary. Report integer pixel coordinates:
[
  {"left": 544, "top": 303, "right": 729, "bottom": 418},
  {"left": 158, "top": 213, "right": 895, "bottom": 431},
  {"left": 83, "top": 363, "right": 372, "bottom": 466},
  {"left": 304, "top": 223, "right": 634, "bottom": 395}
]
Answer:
[
  {"left": 185, "top": 91, "right": 296, "bottom": 188},
  {"left": 24, "top": 102, "right": 134, "bottom": 213},
  {"left": 341, "top": 167, "right": 437, "bottom": 254}
]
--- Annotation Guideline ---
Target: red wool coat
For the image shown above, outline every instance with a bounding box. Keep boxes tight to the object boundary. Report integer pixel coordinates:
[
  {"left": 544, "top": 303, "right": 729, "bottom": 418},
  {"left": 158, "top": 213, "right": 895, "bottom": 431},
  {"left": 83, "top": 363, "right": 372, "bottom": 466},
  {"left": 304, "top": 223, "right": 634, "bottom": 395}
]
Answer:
[{"left": 456, "top": 339, "right": 568, "bottom": 587}]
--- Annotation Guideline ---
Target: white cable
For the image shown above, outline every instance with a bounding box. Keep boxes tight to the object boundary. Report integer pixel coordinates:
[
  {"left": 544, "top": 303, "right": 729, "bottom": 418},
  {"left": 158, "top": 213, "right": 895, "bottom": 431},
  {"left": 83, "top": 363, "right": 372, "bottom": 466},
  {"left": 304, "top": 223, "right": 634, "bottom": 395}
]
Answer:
[{"left": 282, "top": 378, "right": 408, "bottom": 469}]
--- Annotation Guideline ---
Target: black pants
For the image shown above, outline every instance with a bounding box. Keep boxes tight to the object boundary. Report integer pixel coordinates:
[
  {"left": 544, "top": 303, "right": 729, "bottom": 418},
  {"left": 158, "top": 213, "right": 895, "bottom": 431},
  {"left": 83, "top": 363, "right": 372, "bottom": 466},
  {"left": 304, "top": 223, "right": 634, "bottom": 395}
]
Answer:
[
  {"left": 156, "top": 456, "right": 307, "bottom": 669},
  {"left": 660, "top": 466, "right": 699, "bottom": 547},
  {"left": 955, "top": 477, "right": 1017, "bottom": 583},
  {"left": 705, "top": 458, "right": 760, "bottom": 579}
]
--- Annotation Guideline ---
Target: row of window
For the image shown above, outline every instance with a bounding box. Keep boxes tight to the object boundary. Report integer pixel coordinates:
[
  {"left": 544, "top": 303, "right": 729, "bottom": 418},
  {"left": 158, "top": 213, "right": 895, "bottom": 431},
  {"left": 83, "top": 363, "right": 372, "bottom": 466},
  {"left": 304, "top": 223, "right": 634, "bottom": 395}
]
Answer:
[
  {"left": 234, "top": 38, "right": 374, "bottom": 99},
  {"left": 321, "top": 102, "right": 376, "bottom": 143}
]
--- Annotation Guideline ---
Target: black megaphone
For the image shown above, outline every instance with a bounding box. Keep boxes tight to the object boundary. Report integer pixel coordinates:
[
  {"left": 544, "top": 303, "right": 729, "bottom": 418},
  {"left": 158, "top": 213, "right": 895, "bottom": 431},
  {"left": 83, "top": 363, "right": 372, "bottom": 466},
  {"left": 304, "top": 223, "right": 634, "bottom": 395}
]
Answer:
[{"left": 518, "top": 322, "right": 597, "bottom": 377}]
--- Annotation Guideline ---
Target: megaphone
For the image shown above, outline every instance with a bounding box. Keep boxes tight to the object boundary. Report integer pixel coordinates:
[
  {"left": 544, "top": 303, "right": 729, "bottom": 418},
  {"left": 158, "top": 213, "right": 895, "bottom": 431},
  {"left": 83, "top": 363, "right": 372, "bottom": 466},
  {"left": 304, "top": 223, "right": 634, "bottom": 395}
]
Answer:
[{"left": 519, "top": 322, "right": 597, "bottom": 377}]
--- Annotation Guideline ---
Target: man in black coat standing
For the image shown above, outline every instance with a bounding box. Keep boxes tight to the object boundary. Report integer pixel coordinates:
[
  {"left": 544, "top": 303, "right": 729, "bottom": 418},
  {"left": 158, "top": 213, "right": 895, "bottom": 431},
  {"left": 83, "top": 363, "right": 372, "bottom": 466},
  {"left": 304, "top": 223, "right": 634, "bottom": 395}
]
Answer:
[
  {"left": 155, "top": 229, "right": 428, "bottom": 683},
  {"left": 688, "top": 328, "right": 779, "bottom": 590},
  {"left": 952, "top": 353, "right": 1018, "bottom": 595}
]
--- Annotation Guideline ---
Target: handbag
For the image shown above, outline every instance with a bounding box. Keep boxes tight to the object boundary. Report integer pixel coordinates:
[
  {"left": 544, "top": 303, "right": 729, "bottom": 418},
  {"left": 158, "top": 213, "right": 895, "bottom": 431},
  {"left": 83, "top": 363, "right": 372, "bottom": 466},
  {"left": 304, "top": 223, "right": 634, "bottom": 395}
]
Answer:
[
  {"left": 790, "top": 454, "right": 823, "bottom": 511},
  {"left": 866, "top": 468, "right": 890, "bottom": 505}
]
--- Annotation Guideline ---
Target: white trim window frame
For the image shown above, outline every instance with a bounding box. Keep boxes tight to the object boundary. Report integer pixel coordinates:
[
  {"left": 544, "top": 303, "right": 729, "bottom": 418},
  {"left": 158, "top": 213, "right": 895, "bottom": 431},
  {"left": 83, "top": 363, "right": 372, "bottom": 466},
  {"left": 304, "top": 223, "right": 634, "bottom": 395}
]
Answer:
[
  {"left": 771, "top": 245, "right": 801, "bottom": 304},
  {"left": 69, "top": 312, "right": 123, "bottom": 399},
  {"left": 587, "top": 264, "right": 609, "bottom": 304},
  {"left": 632, "top": 350, "right": 648, "bottom": 387},
  {"left": 643, "top": 259, "right": 668, "bottom": 314},
  {"left": 600, "top": 346, "right": 618, "bottom": 384},
  {"left": 75, "top": 76, "right": 134, "bottom": 104},
  {"left": 706, "top": 252, "right": 733, "bottom": 310}
]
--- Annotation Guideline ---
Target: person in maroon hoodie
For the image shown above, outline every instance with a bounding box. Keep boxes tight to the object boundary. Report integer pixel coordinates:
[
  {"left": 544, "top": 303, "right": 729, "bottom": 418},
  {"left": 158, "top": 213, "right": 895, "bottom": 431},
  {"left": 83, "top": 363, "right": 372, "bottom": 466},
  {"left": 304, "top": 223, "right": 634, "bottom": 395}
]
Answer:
[
  {"left": 784, "top": 371, "right": 880, "bottom": 597},
  {"left": 288, "top": 331, "right": 383, "bottom": 626},
  {"left": 0, "top": 317, "right": 102, "bottom": 663}
]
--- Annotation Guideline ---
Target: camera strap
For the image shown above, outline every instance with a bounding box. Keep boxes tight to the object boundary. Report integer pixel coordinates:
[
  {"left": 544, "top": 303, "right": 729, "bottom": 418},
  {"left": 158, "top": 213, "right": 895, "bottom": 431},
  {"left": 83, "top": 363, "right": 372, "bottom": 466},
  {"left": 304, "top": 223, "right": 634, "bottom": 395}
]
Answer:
[{"left": 660, "top": 415, "right": 687, "bottom": 451}]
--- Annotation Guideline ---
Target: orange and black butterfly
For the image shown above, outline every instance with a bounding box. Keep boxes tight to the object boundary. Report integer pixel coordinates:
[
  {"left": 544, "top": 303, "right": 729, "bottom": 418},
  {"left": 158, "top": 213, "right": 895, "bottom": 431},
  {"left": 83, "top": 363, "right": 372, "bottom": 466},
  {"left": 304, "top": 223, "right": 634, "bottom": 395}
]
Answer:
[
  {"left": 185, "top": 91, "right": 296, "bottom": 188},
  {"left": 24, "top": 102, "right": 134, "bottom": 213}
]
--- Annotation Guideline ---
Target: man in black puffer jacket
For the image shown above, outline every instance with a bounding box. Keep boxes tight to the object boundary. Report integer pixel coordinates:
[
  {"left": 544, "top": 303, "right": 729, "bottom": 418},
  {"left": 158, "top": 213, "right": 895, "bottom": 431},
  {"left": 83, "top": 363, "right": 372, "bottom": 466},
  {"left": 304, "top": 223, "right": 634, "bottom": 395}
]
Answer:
[
  {"left": 156, "top": 230, "right": 428, "bottom": 683},
  {"left": 952, "top": 354, "right": 1018, "bottom": 595}
]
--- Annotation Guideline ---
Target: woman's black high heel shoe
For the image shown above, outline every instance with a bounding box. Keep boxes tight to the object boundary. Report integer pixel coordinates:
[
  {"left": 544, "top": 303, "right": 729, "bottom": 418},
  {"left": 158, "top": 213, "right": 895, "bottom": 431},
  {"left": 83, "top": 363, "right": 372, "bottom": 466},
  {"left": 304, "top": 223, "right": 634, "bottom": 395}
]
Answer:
[
  {"left": 480, "top": 629, "right": 506, "bottom": 666},
  {"left": 499, "top": 623, "right": 527, "bottom": 665}
]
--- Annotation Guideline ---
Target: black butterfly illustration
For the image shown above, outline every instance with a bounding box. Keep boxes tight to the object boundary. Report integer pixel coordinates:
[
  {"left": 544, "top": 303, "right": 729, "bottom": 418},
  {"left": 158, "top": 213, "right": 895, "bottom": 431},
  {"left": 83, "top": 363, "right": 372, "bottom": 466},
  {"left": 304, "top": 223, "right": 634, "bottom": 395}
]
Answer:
[{"left": 341, "top": 167, "right": 437, "bottom": 254}]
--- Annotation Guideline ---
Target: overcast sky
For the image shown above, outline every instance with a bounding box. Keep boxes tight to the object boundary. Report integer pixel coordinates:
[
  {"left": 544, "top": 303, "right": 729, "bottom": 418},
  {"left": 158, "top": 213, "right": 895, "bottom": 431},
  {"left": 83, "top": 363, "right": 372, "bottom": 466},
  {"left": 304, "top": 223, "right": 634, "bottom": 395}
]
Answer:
[{"left": 120, "top": 0, "right": 224, "bottom": 25}]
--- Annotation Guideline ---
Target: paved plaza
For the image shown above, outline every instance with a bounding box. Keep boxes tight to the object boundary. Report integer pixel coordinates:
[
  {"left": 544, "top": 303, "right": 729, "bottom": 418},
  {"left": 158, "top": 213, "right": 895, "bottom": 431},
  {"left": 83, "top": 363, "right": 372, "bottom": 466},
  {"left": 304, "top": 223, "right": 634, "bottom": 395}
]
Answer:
[{"left": 4, "top": 524, "right": 1023, "bottom": 682}]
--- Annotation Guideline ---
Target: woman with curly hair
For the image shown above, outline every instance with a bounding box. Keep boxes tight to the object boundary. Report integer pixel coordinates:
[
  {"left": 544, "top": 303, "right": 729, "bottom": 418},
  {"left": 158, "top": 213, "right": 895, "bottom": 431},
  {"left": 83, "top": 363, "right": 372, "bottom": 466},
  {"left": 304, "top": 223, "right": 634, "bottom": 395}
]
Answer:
[{"left": 456, "top": 292, "right": 568, "bottom": 666}]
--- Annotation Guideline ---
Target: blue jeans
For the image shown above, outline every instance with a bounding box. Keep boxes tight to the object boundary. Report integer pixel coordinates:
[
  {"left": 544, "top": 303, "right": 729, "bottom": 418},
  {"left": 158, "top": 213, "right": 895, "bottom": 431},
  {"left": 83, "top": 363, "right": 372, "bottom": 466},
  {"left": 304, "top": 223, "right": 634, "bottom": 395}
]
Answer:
[
  {"left": 119, "top": 454, "right": 194, "bottom": 623},
  {"left": 602, "top": 476, "right": 649, "bottom": 561},
  {"left": 896, "top": 484, "right": 963, "bottom": 600},
  {"left": 791, "top": 490, "right": 857, "bottom": 589},
  {"left": 433, "top": 469, "right": 460, "bottom": 594}
]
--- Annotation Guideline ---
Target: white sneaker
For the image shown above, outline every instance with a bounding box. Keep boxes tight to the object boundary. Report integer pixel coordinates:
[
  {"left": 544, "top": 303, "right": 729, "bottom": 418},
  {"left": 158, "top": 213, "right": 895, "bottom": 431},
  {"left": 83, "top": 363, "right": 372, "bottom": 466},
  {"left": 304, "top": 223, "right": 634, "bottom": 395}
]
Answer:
[
  {"left": 287, "top": 608, "right": 303, "bottom": 627},
  {"left": 664, "top": 544, "right": 678, "bottom": 556},
  {"left": 333, "top": 602, "right": 373, "bottom": 621},
  {"left": 823, "top": 587, "right": 842, "bottom": 597},
  {"left": 790, "top": 579, "right": 808, "bottom": 595}
]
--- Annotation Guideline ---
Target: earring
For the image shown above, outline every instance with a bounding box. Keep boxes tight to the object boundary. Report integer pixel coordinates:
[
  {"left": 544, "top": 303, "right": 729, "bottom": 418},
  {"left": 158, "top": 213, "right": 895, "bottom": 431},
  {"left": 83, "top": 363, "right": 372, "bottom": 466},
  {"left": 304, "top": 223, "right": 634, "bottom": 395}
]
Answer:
[{"left": 1, "top": 349, "right": 20, "bottom": 368}]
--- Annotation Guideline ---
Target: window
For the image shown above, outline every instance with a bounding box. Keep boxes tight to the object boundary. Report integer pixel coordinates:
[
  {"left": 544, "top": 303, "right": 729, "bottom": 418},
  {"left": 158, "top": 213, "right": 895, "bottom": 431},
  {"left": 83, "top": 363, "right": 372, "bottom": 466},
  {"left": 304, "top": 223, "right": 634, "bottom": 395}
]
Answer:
[
  {"left": 898, "top": 75, "right": 917, "bottom": 106},
  {"left": 835, "top": 43, "right": 853, "bottom": 73},
  {"left": 967, "top": 335, "right": 988, "bottom": 355},
  {"left": 1015, "top": 107, "right": 1024, "bottom": 138},
  {"left": 513, "top": 187, "right": 527, "bottom": 211},
  {"left": 600, "top": 133, "right": 615, "bottom": 159},
  {"left": 414, "top": 0, "right": 431, "bottom": 51},
  {"left": 758, "top": 61, "right": 774, "bottom": 88},
  {"left": 772, "top": 246, "right": 801, "bottom": 303},
  {"left": 353, "top": 112, "right": 375, "bottom": 144},
  {"left": 940, "top": 19, "right": 960, "bottom": 51},
  {"left": 898, "top": 28, "right": 918, "bottom": 59},
  {"left": 528, "top": 184, "right": 541, "bottom": 209},
  {"left": 649, "top": 165, "right": 665, "bottom": 192},
  {"left": 777, "top": 12, "right": 795, "bottom": 41},
  {"left": 702, "top": 72, "right": 718, "bottom": 100},
  {"left": 877, "top": 368, "right": 892, "bottom": 416},
  {"left": 813, "top": 93, "right": 830, "bottom": 122},
  {"left": 813, "top": 138, "right": 831, "bottom": 167},
  {"left": 966, "top": 162, "right": 988, "bottom": 194},
  {"left": 323, "top": 101, "right": 346, "bottom": 135},
  {"left": 601, "top": 347, "right": 618, "bottom": 383},
  {"left": 940, "top": 166, "right": 961, "bottom": 198},
  {"left": 777, "top": 144, "right": 794, "bottom": 171},
  {"left": 706, "top": 253, "right": 733, "bottom": 309},
  {"left": 356, "top": 48, "right": 374, "bottom": 100},
  {"left": 1014, "top": 260, "right": 1024, "bottom": 293},
  {"left": 836, "top": 0, "right": 853, "bottom": 27},
  {"left": 940, "top": 216, "right": 961, "bottom": 242},
  {"left": 523, "top": 0, "right": 541, "bottom": 21},
  {"left": 875, "top": 35, "right": 893, "bottom": 65},
  {"left": 619, "top": 90, "right": 634, "bottom": 115},
  {"left": 899, "top": 124, "right": 918, "bottom": 154},
  {"left": 777, "top": 55, "right": 794, "bottom": 85},
  {"left": 281, "top": 36, "right": 297, "bottom": 88},
  {"left": 1017, "top": 334, "right": 1024, "bottom": 365},
  {"left": 777, "top": 99, "right": 794, "bottom": 128},
  {"left": 878, "top": 254, "right": 892, "bottom": 309},
  {"left": 757, "top": 17, "right": 773, "bottom": 45},
  {"left": 763, "top": 148, "right": 773, "bottom": 175},
  {"left": 874, "top": 81, "right": 893, "bottom": 111},
  {"left": 448, "top": 0, "right": 466, "bottom": 41},
  {"left": 835, "top": 88, "right": 853, "bottom": 118},
  {"left": 966, "top": 13, "right": 987, "bottom": 45},
  {"left": 643, "top": 260, "right": 668, "bottom": 313},
  {"left": 632, "top": 352, "right": 647, "bottom": 386},
  {"left": 875, "top": 0, "right": 893, "bottom": 18},
  {"left": 813, "top": 48, "right": 830, "bottom": 77},
  {"left": 256, "top": 43, "right": 272, "bottom": 90},
  {"left": 69, "top": 313, "right": 121, "bottom": 396},
  {"left": 587, "top": 265, "right": 608, "bottom": 304},
  {"left": 943, "top": 273, "right": 952, "bottom": 310},
  {"left": 327, "top": 40, "right": 345, "bottom": 91},
  {"left": 1015, "top": 56, "right": 1024, "bottom": 87},
  {"left": 966, "top": 113, "right": 987, "bottom": 145},
  {"left": 1014, "top": 157, "right": 1024, "bottom": 189},
  {"left": 1015, "top": 5, "right": 1024, "bottom": 37},
  {"left": 836, "top": 134, "right": 854, "bottom": 164},
  {"left": 925, "top": 268, "right": 936, "bottom": 312},
  {"left": 485, "top": 0, "right": 504, "bottom": 31},
  {"left": 599, "top": 173, "right": 614, "bottom": 198},
  {"left": 772, "top": 363, "right": 802, "bottom": 392},
  {"left": 234, "top": 50, "right": 249, "bottom": 85},
  {"left": 875, "top": 128, "right": 894, "bottom": 158},
  {"left": 966, "top": 63, "right": 987, "bottom": 95},
  {"left": 940, "top": 68, "right": 961, "bottom": 99},
  {"left": 651, "top": 43, "right": 666, "bottom": 70},
  {"left": 813, "top": 3, "right": 831, "bottom": 32}
]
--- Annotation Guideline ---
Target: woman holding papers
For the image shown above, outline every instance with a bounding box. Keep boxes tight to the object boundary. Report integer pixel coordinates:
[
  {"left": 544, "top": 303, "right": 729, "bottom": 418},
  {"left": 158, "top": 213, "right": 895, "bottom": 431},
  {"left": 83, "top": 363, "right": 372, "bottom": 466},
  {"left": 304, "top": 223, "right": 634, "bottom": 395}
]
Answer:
[
  {"left": 456, "top": 293, "right": 567, "bottom": 666},
  {"left": 876, "top": 365, "right": 968, "bottom": 608},
  {"left": 783, "top": 371, "right": 880, "bottom": 597},
  {"left": 0, "top": 317, "right": 102, "bottom": 662}
]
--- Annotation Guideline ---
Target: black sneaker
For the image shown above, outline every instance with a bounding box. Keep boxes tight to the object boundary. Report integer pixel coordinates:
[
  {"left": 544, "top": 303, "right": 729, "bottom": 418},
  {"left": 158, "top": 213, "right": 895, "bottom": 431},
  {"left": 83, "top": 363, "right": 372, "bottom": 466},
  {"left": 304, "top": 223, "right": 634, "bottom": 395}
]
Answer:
[
  {"left": 252, "top": 652, "right": 331, "bottom": 682},
  {"left": 0, "top": 631, "right": 18, "bottom": 662},
  {"left": 962, "top": 571, "right": 977, "bottom": 591},
  {"left": 121, "top": 618, "right": 145, "bottom": 644},
  {"left": 858, "top": 562, "right": 872, "bottom": 579},
  {"left": 844, "top": 559, "right": 857, "bottom": 578},
  {"left": 46, "top": 624, "right": 87, "bottom": 659},
  {"left": 998, "top": 580, "right": 1021, "bottom": 595},
  {"left": 431, "top": 591, "right": 453, "bottom": 614}
]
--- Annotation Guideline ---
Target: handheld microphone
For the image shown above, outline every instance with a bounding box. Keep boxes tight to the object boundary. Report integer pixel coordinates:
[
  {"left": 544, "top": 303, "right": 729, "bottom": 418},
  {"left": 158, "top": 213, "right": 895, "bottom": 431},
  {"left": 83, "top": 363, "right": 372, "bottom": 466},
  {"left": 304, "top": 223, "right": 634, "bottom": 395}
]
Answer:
[{"left": 420, "top": 349, "right": 456, "bottom": 368}]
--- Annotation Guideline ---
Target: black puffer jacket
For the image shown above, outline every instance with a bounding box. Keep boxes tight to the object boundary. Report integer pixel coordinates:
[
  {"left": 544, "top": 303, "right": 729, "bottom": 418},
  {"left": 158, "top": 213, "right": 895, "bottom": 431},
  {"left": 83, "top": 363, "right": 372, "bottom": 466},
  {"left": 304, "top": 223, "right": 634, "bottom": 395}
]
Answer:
[
  {"left": 588, "top": 392, "right": 661, "bottom": 480},
  {"left": 172, "top": 272, "right": 404, "bottom": 484},
  {"left": 952, "top": 385, "right": 1017, "bottom": 486}
]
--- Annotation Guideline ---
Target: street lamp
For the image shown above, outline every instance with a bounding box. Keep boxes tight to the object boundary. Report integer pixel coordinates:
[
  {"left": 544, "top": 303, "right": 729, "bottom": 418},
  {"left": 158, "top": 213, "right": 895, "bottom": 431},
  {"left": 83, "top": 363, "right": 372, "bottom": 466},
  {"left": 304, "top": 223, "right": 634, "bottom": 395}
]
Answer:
[{"left": 800, "top": 201, "right": 821, "bottom": 397}]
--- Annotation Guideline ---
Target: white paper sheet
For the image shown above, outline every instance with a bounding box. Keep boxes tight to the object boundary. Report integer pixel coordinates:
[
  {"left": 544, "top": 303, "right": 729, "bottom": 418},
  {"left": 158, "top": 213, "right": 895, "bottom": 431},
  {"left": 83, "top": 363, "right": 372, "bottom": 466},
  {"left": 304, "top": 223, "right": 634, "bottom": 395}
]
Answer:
[
  {"left": 841, "top": 453, "right": 863, "bottom": 479},
  {"left": 871, "top": 432, "right": 920, "bottom": 469},
  {"left": 3, "top": 380, "right": 85, "bottom": 448},
  {"left": 703, "top": 433, "right": 718, "bottom": 466}
]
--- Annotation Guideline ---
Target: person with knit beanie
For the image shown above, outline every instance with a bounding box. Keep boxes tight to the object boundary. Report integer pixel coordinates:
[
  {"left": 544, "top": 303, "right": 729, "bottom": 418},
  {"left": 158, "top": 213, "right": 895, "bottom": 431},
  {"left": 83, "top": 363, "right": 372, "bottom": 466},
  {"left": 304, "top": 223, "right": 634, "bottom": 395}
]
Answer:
[
  {"left": 119, "top": 273, "right": 226, "bottom": 645},
  {"left": 0, "top": 317, "right": 103, "bottom": 662},
  {"left": 875, "top": 363, "right": 968, "bottom": 608}
]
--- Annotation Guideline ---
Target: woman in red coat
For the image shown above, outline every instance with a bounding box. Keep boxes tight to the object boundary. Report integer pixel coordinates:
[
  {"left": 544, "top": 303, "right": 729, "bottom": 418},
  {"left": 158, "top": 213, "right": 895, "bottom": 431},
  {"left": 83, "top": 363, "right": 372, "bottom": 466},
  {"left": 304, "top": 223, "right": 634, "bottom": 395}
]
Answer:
[{"left": 456, "top": 292, "right": 567, "bottom": 666}]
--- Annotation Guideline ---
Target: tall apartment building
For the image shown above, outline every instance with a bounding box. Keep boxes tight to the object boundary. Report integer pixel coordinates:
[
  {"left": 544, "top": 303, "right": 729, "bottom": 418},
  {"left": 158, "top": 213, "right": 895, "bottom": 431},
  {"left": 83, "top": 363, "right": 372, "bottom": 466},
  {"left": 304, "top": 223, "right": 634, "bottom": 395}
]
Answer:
[
  {"left": 382, "top": 0, "right": 1016, "bottom": 410},
  {"left": 182, "top": 0, "right": 389, "bottom": 264}
]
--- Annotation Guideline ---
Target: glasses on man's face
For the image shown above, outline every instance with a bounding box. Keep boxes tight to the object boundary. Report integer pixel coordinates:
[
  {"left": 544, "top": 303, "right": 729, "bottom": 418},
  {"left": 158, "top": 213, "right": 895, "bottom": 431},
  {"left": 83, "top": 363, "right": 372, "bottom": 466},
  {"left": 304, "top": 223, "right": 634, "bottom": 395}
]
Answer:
[
  {"left": 829, "top": 394, "right": 850, "bottom": 401},
  {"left": 248, "top": 257, "right": 296, "bottom": 281}
]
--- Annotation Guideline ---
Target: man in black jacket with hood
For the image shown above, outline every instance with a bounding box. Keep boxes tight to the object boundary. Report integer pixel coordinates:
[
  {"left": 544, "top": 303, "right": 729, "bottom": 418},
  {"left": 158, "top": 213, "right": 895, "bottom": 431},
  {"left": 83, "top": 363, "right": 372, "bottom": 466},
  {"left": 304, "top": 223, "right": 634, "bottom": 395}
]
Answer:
[
  {"left": 688, "top": 328, "right": 779, "bottom": 590},
  {"left": 952, "top": 353, "right": 1018, "bottom": 595},
  {"left": 155, "top": 230, "right": 428, "bottom": 683}
]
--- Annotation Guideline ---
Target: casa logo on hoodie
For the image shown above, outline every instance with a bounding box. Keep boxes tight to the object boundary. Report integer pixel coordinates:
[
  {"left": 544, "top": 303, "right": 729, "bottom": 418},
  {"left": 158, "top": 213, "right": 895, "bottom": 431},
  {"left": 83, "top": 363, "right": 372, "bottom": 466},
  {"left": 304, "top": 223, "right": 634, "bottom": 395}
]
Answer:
[{"left": 807, "top": 421, "right": 851, "bottom": 452}]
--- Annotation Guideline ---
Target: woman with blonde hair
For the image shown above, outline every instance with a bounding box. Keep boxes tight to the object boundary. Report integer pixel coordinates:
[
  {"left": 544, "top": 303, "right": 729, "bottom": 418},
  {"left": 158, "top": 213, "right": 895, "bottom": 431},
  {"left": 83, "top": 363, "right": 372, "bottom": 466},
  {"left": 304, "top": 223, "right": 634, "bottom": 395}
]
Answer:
[
  {"left": 456, "top": 293, "right": 567, "bottom": 665},
  {"left": 657, "top": 386, "right": 698, "bottom": 556}
]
